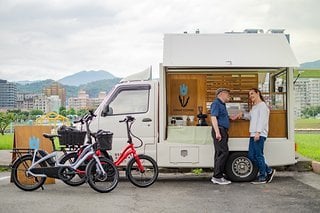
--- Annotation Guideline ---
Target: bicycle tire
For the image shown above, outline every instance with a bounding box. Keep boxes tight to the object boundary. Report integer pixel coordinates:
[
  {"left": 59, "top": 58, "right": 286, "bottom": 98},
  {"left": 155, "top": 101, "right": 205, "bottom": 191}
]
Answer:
[
  {"left": 126, "top": 154, "right": 159, "bottom": 188},
  {"left": 11, "top": 155, "right": 47, "bottom": 191},
  {"left": 86, "top": 157, "right": 119, "bottom": 193},
  {"left": 59, "top": 152, "right": 87, "bottom": 186}
]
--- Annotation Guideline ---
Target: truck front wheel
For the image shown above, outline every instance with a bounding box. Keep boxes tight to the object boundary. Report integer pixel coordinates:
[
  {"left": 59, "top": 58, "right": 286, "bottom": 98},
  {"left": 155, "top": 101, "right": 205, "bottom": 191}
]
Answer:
[{"left": 225, "top": 152, "right": 258, "bottom": 182}]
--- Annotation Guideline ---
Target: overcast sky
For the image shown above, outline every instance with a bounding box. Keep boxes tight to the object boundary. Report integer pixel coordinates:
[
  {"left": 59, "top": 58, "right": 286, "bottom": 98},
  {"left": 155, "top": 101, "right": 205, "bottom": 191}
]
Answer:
[{"left": 0, "top": 0, "right": 319, "bottom": 81}]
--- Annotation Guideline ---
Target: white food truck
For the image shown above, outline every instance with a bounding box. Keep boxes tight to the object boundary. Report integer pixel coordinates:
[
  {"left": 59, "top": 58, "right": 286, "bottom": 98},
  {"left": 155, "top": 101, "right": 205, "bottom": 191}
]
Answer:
[{"left": 90, "top": 32, "right": 299, "bottom": 181}]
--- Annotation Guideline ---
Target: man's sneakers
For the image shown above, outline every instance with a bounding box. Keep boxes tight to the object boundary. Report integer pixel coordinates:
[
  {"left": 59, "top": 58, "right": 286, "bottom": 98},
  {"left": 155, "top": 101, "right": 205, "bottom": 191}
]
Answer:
[
  {"left": 211, "top": 177, "right": 231, "bottom": 185},
  {"left": 251, "top": 169, "right": 276, "bottom": 184},
  {"left": 251, "top": 178, "right": 267, "bottom": 184},
  {"left": 266, "top": 169, "right": 276, "bottom": 183}
]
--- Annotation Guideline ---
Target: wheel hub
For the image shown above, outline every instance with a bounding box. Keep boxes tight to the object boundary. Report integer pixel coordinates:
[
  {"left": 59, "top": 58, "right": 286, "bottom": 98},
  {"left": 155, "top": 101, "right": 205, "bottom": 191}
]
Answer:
[{"left": 232, "top": 157, "right": 253, "bottom": 178}]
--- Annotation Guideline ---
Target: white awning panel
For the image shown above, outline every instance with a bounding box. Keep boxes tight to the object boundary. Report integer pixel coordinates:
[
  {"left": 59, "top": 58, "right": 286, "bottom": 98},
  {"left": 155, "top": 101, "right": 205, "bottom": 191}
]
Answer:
[{"left": 163, "top": 33, "right": 299, "bottom": 68}]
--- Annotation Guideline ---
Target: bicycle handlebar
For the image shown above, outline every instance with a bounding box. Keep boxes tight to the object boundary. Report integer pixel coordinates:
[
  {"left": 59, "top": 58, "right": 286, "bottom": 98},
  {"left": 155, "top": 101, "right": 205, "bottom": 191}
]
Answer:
[
  {"left": 73, "top": 110, "right": 96, "bottom": 124},
  {"left": 119, "top": 116, "right": 143, "bottom": 148}
]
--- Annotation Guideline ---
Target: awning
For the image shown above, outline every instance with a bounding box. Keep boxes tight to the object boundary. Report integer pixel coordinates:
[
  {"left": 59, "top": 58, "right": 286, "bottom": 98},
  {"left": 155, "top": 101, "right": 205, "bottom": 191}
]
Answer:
[{"left": 163, "top": 33, "right": 299, "bottom": 68}]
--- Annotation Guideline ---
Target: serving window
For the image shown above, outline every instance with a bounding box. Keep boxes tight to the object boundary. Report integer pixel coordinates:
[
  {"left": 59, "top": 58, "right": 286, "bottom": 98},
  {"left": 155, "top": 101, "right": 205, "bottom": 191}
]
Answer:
[{"left": 166, "top": 69, "right": 288, "bottom": 138}]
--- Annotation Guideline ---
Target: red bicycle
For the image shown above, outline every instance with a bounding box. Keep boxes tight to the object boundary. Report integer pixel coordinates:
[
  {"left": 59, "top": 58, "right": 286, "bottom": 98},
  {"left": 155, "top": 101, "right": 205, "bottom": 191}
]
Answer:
[{"left": 110, "top": 116, "right": 158, "bottom": 187}]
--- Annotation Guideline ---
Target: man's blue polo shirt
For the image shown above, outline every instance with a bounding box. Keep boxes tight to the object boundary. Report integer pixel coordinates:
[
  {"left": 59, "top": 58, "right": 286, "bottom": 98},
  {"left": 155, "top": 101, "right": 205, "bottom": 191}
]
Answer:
[{"left": 210, "top": 98, "right": 230, "bottom": 129}]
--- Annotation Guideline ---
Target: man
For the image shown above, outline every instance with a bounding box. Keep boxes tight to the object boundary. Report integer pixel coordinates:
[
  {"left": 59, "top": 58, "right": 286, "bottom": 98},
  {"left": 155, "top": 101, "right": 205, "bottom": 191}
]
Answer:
[{"left": 210, "top": 88, "right": 237, "bottom": 185}]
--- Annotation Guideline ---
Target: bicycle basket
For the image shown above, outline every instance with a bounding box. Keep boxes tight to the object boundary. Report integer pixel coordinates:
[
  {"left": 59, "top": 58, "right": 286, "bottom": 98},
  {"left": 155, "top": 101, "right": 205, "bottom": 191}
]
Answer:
[
  {"left": 96, "top": 130, "right": 113, "bottom": 151},
  {"left": 57, "top": 125, "right": 86, "bottom": 147}
]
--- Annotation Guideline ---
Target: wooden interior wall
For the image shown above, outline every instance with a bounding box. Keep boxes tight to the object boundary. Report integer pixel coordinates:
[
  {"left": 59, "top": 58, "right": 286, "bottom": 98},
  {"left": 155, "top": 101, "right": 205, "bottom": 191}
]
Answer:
[
  {"left": 206, "top": 73, "right": 258, "bottom": 113},
  {"left": 166, "top": 73, "right": 206, "bottom": 124}
]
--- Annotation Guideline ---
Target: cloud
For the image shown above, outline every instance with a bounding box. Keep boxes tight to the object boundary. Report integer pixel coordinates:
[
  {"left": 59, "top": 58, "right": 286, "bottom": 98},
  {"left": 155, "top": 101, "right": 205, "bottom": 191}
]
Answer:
[{"left": 0, "top": 0, "right": 319, "bottom": 81}]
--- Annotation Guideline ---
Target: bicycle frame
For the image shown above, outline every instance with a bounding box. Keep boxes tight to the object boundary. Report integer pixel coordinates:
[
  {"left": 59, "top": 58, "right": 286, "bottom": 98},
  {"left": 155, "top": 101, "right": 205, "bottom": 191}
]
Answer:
[
  {"left": 27, "top": 143, "right": 106, "bottom": 178},
  {"left": 27, "top": 149, "right": 63, "bottom": 177},
  {"left": 113, "top": 140, "right": 144, "bottom": 172}
]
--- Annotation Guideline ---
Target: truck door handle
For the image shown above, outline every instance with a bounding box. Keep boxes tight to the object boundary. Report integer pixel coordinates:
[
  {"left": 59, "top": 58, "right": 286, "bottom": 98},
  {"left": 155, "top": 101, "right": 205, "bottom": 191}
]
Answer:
[{"left": 142, "top": 118, "right": 152, "bottom": 122}]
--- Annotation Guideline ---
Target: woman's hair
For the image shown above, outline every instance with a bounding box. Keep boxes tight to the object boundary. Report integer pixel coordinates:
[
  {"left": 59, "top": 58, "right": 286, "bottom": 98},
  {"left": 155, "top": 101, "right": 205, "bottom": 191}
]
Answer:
[{"left": 250, "top": 88, "right": 265, "bottom": 102}]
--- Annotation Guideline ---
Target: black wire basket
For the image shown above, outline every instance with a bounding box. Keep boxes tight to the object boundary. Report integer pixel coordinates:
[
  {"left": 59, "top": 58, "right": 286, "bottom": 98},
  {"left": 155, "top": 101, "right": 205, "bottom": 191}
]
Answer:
[
  {"left": 57, "top": 126, "right": 86, "bottom": 147},
  {"left": 96, "top": 130, "right": 113, "bottom": 151}
]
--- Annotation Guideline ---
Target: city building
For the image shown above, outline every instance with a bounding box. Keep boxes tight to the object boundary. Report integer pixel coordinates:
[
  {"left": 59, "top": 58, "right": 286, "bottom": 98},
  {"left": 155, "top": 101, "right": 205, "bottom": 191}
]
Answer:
[
  {"left": 33, "top": 94, "right": 49, "bottom": 112},
  {"left": 0, "top": 79, "right": 17, "bottom": 109},
  {"left": 47, "top": 95, "right": 61, "bottom": 112},
  {"left": 294, "top": 78, "right": 320, "bottom": 118},
  {"left": 16, "top": 93, "right": 41, "bottom": 111},
  {"left": 68, "top": 90, "right": 106, "bottom": 110},
  {"left": 88, "top": 91, "right": 107, "bottom": 109},
  {"left": 43, "top": 82, "right": 66, "bottom": 107}
]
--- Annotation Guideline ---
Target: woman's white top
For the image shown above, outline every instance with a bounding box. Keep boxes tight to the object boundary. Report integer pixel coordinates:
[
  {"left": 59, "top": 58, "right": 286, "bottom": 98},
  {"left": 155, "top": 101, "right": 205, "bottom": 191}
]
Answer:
[{"left": 244, "top": 102, "right": 270, "bottom": 137}]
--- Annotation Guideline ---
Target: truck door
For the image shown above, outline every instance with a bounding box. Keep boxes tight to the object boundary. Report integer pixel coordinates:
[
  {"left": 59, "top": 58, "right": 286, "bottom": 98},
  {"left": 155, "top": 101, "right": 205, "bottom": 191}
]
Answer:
[{"left": 96, "top": 83, "right": 156, "bottom": 157}]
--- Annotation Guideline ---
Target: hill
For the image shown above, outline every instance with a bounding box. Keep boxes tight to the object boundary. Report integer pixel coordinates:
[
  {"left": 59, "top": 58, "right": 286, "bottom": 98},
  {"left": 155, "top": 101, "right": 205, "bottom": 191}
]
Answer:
[
  {"left": 300, "top": 60, "right": 320, "bottom": 69},
  {"left": 58, "top": 70, "right": 116, "bottom": 86},
  {"left": 78, "top": 78, "right": 121, "bottom": 98},
  {"left": 16, "top": 79, "right": 55, "bottom": 93}
]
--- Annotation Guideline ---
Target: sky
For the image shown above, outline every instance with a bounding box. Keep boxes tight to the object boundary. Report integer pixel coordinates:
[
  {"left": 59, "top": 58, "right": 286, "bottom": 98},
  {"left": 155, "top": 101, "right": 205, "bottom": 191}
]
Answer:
[{"left": 0, "top": 0, "right": 319, "bottom": 82}]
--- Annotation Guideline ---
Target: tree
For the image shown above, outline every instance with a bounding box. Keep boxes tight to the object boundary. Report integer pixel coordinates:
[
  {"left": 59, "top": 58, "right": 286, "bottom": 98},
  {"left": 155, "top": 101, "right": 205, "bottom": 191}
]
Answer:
[
  {"left": 77, "top": 109, "right": 88, "bottom": 117},
  {"left": 29, "top": 109, "right": 44, "bottom": 116},
  {"left": 301, "top": 105, "right": 320, "bottom": 118},
  {"left": 59, "top": 106, "right": 67, "bottom": 117},
  {"left": 29, "top": 109, "right": 44, "bottom": 120},
  {"left": 67, "top": 108, "right": 76, "bottom": 116},
  {"left": 0, "top": 112, "right": 14, "bottom": 135}
]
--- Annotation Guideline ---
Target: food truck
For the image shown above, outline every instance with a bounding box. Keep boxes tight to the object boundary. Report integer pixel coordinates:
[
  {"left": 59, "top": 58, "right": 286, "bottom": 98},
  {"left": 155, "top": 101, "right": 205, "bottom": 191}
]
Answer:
[{"left": 90, "top": 32, "right": 299, "bottom": 181}]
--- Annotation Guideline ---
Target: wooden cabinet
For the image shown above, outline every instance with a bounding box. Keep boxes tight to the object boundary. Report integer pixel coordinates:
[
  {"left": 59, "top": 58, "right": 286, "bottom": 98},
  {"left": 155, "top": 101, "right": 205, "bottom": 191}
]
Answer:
[{"left": 228, "top": 110, "right": 287, "bottom": 138}]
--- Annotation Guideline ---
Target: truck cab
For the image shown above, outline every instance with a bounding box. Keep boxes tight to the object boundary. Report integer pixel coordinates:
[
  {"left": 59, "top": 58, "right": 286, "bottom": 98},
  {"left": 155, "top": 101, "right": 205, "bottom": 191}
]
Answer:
[{"left": 91, "top": 70, "right": 158, "bottom": 164}]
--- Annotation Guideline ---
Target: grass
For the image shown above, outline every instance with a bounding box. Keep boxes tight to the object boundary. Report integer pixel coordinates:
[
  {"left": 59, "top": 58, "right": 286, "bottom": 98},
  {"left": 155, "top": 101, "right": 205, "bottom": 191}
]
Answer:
[
  {"left": 0, "top": 166, "right": 10, "bottom": 172},
  {"left": 295, "top": 119, "right": 320, "bottom": 129},
  {"left": 0, "top": 134, "right": 14, "bottom": 150},
  {"left": 294, "top": 69, "right": 320, "bottom": 78},
  {"left": 295, "top": 134, "right": 320, "bottom": 162}
]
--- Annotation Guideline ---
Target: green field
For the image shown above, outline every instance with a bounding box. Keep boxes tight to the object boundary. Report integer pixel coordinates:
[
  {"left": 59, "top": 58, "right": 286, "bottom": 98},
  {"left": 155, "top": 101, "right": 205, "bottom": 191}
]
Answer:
[
  {"left": 0, "top": 134, "right": 13, "bottom": 150},
  {"left": 295, "top": 119, "right": 320, "bottom": 129},
  {"left": 295, "top": 134, "right": 320, "bottom": 162},
  {"left": 294, "top": 69, "right": 320, "bottom": 78}
]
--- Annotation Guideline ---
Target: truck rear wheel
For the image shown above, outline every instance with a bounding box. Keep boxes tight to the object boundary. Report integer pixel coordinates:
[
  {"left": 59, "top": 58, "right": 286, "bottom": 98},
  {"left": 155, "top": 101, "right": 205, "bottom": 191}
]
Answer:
[{"left": 225, "top": 152, "right": 258, "bottom": 182}]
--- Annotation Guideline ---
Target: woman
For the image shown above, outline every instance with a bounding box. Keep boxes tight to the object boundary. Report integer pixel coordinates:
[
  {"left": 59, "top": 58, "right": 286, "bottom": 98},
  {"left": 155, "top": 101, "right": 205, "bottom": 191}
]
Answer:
[{"left": 242, "top": 88, "right": 276, "bottom": 184}]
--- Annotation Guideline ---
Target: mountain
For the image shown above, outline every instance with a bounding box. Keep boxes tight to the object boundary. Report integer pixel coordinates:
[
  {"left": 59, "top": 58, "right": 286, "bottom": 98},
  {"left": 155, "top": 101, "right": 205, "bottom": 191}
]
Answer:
[
  {"left": 79, "top": 78, "right": 121, "bottom": 98},
  {"left": 16, "top": 79, "right": 54, "bottom": 93},
  {"left": 16, "top": 80, "right": 42, "bottom": 85},
  {"left": 58, "top": 70, "right": 116, "bottom": 86},
  {"left": 300, "top": 60, "right": 320, "bottom": 69}
]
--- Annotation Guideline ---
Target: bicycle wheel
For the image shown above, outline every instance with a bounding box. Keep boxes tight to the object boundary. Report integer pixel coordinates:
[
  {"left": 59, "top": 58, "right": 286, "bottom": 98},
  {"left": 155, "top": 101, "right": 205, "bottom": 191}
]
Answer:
[
  {"left": 86, "top": 157, "right": 119, "bottom": 193},
  {"left": 59, "top": 152, "right": 86, "bottom": 186},
  {"left": 126, "top": 154, "right": 159, "bottom": 187},
  {"left": 11, "top": 155, "right": 47, "bottom": 191}
]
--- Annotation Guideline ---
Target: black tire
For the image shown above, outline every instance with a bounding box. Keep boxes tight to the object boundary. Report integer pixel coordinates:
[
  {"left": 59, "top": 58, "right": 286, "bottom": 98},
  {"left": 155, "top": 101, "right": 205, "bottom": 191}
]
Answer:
[
  {"left": 225, "top": 152, "right": 258, "bottom": 182},
  {"left": 59, "top": 152, "right": 86, "bottom": 186},
  {"left": 11, "top": 155, "right": 47, "bottom": 191},
  {"left": 86, "top": 157, "right": 119, "bottom": 193},
  {"left": 126, "top": 154, "right": 158, "bottom": 188}
]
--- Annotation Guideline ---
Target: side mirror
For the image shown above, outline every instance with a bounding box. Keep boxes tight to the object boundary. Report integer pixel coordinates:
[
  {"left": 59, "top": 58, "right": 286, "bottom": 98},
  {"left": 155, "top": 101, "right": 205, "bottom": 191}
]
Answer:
[{"left": 102, "top": 105, "right": 113, "bottom": 117}]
